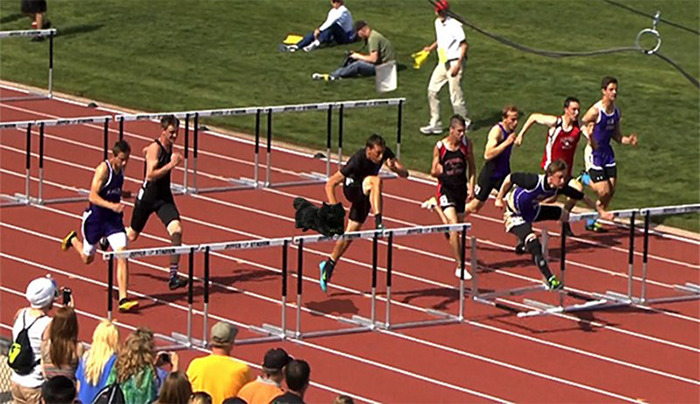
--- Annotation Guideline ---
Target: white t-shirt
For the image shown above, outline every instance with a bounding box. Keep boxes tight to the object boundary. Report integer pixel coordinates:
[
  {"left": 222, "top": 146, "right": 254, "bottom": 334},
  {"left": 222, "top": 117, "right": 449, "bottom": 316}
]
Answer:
[
  {"left": 10, "top": 308, "right": 51, "bottom": 388},
  {"left": 435, "top": 16, "right": 466, "bottom": 62},
  {"left": 319, "top": 5, "right": 354, "bottom": 35}
]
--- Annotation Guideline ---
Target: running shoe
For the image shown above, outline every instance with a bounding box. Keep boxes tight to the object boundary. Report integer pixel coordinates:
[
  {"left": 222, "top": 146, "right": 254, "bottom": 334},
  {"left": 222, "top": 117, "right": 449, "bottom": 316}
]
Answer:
[
  {"left": 61, "top": 230, "right": 77, "bottom": 251},
  {"left": 319, "top": 259, "right": 335, "bottom": 293},
  {"left": 168, "top": 276, "right": 188, "bottom": 290},
  {"left": 546, "top": 275, "right": 563, "bottom": 291},
  {"left": 454, "top": 266, "right": 472, "bottom": 280},
  {"left": 118, "top": 298, "right": 139, "bottom": 313},
  {"left": 98, "top": 237, "right": 109, "bottom": 251},
  {"left": 420, "top": 196, "right": 438, "bottom": 210},
  {"left": 585, "top": 220, "right": 606, "bottom": 233}
]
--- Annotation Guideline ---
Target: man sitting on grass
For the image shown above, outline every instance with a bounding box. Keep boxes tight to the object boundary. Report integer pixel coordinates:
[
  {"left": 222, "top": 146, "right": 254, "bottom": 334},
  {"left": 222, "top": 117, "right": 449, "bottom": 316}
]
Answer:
[{"left": 312, "top": 20, "right": 395, "bottom": 81}]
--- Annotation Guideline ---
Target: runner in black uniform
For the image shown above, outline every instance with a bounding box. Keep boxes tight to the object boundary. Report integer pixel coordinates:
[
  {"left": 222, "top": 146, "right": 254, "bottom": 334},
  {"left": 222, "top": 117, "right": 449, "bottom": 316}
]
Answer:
[
  {"left": 465, "top": 105, "right": 519, "bottom": 215},
  {"left": 424, "top": 115, "right": 476, "bottom": 279},
  {"left": 318, "top": 134, "right": 409, "bottom": 292},
  {"left": 127, "top": 115, "right": 187, "bottom": 290}
]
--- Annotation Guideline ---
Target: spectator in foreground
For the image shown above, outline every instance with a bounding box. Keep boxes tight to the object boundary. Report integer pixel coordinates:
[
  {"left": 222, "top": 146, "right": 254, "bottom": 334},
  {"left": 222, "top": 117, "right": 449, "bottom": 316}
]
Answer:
[
  {"left": 273, "top": 360, "right": 311, "bottom": 404},
  {"left": 107, "top": 327, "right": 159, "bottom": 403},
  {"left": 189, "top": 391, "right": 213, "bottom": 404},
  {"left": 186, "top": 321, "right": 252, "bottom": 404},
  {"left": 237, "top": 348, "right": 293, "bottom": 404},
  {"left": 10, "top": 276, "right": 56, "bottom": 403},
  {"left": 155, "top": 371, "right": 192, "bottom": 404},
  {"left": 41, "top": 306, "right": 84, "bottom": 381},
  {"left": 75, "top": 320, "right": 119, "bottom": 404},
  {"left": 41, "top": 375, "right": 76, "bottom": 404}
]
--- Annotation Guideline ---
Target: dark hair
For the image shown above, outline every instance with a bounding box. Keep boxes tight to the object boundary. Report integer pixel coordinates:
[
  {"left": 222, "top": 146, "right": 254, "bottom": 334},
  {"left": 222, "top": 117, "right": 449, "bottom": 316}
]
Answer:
[
  {"left": 501, "top": 104, "right": 519, "bottom": 119},
  {"left": 160, "top": 114, "right": 180, "bottom": 129},
  {"left": 354, "top": 20, "right": 368, "bottom": 33},
  {"left": 449, "top": 114, "right": 466, "bottom": 128},
  {"left": 189, "top": 391, "right": 213, "bottom": 404},
  {"left": 334, "top": 395, "right": 355, "bottom": 404},
  {"left": 285, "top": 359, "right": 311, "bottom": 392},
  {"left": 546, "top": 159, "right": 568, "bottom": 176},
  {"left": 601, "top": 76, "right": 618, "bottom": 89},
  {"left": 157, "top": 371, "right": 192, "bottom": 404},
  {"left": 365, "top": 134, "right": 386, "bottom": 149},
  {"left": 563, "top": 96, "right": 580, "bottom": 108},
  {"left": 41, "top": 375, "right": 76, "bottom": 404},
  {"left": 113, "top": 140, "right": 131, "bottom": 155}
]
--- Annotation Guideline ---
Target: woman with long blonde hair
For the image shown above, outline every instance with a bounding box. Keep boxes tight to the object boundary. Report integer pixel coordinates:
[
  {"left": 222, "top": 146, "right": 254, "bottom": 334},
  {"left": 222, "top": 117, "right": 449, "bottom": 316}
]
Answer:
[
  {"left": 75, "top": 319, "right": 119, "bottom": 404},
  {"left": 107, "top": 327, "right": 159, "bottom": 403},
  {"left": 41, "top": 306, "right": 84, "bottom": 380}
]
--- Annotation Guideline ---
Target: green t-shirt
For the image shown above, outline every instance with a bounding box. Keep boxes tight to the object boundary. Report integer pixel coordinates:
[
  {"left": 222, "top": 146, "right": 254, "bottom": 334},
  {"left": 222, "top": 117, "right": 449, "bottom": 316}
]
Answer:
[{"left": 367, "top": 30, "right": 395, "bottom": 65}]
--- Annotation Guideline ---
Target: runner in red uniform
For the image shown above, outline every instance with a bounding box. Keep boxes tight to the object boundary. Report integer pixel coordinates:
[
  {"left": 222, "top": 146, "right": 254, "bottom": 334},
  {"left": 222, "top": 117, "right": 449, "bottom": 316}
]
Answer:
[{"left": 515, "top": 96, "right": 586, "bottom": 236}]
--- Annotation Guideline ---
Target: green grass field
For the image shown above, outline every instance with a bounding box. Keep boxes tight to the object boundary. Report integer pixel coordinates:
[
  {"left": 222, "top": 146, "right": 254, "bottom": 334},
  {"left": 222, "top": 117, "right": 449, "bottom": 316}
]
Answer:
[{"left": 1, "top": 0, "right": 698, "bottom": 230}]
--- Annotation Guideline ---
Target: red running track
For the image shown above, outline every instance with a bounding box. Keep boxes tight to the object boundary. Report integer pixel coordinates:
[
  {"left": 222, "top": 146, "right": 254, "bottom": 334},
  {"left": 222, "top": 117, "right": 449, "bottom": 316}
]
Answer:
[{"left": 1, "top": 86, "right": 699, "bottom": 403}]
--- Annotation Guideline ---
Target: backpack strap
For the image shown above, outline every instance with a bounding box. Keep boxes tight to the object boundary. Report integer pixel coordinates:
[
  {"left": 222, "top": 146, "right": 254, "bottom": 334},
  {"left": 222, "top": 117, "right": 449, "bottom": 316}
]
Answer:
[{"left": 24, "top": 310, "right": 45, "bottom": 331}]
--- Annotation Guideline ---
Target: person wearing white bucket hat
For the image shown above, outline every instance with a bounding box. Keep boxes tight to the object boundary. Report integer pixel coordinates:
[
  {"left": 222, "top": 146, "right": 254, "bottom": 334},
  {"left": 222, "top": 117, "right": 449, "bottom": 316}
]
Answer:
[{"left": 10, "top": 277, "right": 56, "bottom": 403}]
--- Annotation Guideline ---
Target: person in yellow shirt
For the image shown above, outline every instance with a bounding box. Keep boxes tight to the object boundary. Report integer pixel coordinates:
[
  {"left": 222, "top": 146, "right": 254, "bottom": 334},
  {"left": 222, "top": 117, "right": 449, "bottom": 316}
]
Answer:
[
  {"left": 186, "top": 322, "right": 252, "bottom": 404},
  {"left": 237, "top": 348, "right": 293, "bottom": 404}
]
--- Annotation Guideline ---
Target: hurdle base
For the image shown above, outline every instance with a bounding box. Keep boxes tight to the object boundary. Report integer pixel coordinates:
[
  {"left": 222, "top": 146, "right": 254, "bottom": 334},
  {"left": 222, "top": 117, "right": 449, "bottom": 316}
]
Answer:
[
  {"left": 476, "top": 284, "right": 547, "bottom": 300},
  {"left": 164, "top": 332, "right": 198, "bottom": 350},
  {"left": 646, "top": 282, "right": 700, "bottom": 305},
  {"left": 378, "top": 308, "right": 462, "bottom": 330}
]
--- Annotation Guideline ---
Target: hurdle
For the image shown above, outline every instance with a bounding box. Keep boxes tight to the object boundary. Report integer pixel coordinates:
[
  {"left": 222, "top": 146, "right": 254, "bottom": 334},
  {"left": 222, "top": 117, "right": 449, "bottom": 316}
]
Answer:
[
  {"left": 118, "top": 98, "right": 405, "bottom": 194},
  {"left": 281, "top": 223, "right": 470, "bottom": 339},
  {"left": 518, "top": 203, "right": 700, "bottom": 317},
  {"left": 0, "top": 29, "right": 57, "bottom": 102},
  {"left": 0, "top": 115, "right": 114, "bottom": 207}
]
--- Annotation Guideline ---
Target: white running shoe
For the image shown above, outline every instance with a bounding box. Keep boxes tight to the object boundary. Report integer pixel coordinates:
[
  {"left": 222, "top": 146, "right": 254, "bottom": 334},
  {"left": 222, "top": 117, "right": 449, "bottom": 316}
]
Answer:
[
  {"left": 419, "top": 124, "right": 443, "bottom": 135},
  {"left": 455, "top": 267, "right": 472, "bottom": 280}
]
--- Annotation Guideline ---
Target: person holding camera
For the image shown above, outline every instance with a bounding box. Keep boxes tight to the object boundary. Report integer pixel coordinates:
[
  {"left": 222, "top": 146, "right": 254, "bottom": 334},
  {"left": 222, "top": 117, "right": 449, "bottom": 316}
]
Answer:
[
  {"left": 40, "top": 306, "right": 84, "bottom": 382},
  {"left": 9, "top": 277, "right": 57, "bottom": 403}
]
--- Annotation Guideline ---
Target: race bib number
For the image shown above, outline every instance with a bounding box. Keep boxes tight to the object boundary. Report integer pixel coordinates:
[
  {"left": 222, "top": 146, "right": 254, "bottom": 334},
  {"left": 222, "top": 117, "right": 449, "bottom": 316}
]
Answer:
[
  {"left": 439, "top": 195, "right": 449, "bottom": 206},
  {"left": 136, "top": 187, "right": 144, "bottom": 201},
  {"left": 345, "top": 177, "right": 355, "bottom": 187}
]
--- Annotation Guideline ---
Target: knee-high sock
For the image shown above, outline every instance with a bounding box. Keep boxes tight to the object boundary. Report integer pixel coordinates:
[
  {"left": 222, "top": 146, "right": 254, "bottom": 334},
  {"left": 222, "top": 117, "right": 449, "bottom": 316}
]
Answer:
[{"left": 526, "top": 237, "right": 553, "bottom": 280}]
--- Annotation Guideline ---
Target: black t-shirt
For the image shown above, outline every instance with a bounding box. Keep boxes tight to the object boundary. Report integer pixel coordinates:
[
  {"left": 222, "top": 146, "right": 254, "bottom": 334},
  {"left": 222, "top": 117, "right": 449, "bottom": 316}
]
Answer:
[
  {"left": 341, "top": 147, "right": 395, "bottom": 185},
  {"left": 272, "top": 392, "right": 305, "bottom": 404}
]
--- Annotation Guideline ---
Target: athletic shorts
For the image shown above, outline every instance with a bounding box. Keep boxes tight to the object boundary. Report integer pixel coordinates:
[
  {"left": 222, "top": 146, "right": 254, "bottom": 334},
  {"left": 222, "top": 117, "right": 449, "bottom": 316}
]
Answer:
[
  {"left": 474, "top": 170, "right": 506, "bottom": 202},
  {"left": 81, "top": 210, "right": 127, "bottom": 256},
  {"left": 505, "top": 204, "right": 561, "bottom": 237},
  {"left": 21, "top": 0, "right": 46, "bottom": 14},
  {"left": 130, "top": 195, "right": 180, "bottom": 233},
  {"left": 588, "top": 165, "right": 617, "bottom": 183},
  {"left": 437, "top": 187, "right": 467, "bottom": 214},
  {"left": 343, "top": 181, "right": 371, "bottom": 223}
]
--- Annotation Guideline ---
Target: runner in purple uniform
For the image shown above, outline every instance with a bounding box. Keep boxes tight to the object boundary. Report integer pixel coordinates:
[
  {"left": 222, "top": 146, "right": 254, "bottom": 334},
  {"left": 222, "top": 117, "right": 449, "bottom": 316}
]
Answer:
[{"left": 61, "top": 140, "right": 138, "bottom": 312}]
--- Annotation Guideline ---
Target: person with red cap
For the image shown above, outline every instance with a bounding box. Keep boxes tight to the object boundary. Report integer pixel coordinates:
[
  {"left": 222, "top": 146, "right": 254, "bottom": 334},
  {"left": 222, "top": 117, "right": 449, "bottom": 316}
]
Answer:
[{"left": 420, "top": 0, "right": 470, "bottom": 135}]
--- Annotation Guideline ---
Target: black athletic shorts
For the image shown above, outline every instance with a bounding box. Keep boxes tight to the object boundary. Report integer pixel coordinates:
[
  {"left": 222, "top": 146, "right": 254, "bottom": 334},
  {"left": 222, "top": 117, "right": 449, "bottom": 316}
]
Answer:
[
  {"left": 21, "top": 0, "right": 46, "bottom": 14},
  {"left": 588, "top": 165, "right": 617, "bottom": 183},
  {"left": 130, "top": 195, "right": 180, "bottom": 233},
  {"left": 343, "top": 182, "right": 371, "bottom": 223},
  {"left": 438, "top": 187, "right": 467, "bottom": 214},
  {"left": 507, "top": 205, "right": 562, "bottom": 243},
  {"left": 474, "top": 170, "right": 506, "bottom": 202}
]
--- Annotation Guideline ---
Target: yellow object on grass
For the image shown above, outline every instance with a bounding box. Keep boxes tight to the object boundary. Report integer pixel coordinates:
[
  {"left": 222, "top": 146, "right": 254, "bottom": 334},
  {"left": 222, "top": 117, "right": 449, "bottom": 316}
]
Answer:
[
  {"left": 283, "top": 34, "right": 304, "bottom": 45},
  {"left": 411, "top": 49, "right": 430, "bottom": 69}
]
